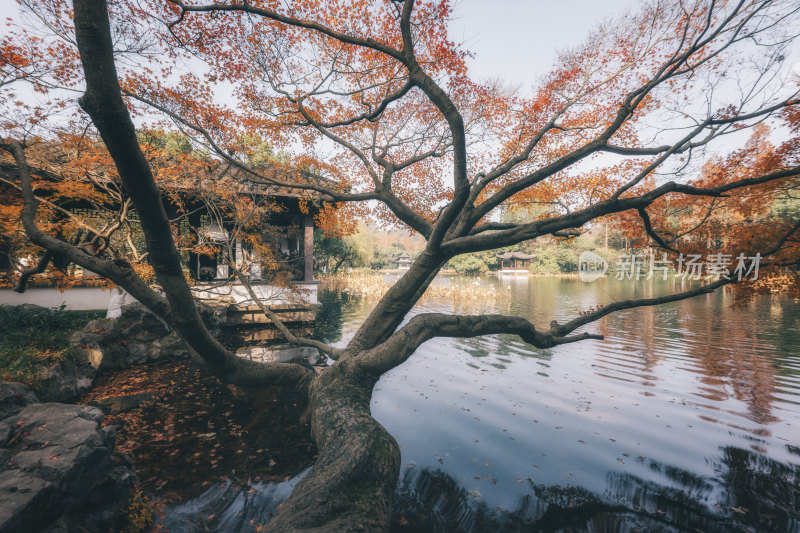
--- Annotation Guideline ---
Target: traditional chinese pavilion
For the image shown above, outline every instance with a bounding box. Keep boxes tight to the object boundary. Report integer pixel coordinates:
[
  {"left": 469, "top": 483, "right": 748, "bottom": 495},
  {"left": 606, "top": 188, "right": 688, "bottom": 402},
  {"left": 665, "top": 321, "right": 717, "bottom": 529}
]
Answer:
[
  {"left": 396, "top": 252, "right": 412, "bottom": 270},
  {"left": 0, "top": 146, "right": 331, "bottom": 308},
  {"left": 496, "top": 251, "right": 535, "bottom": 274}
]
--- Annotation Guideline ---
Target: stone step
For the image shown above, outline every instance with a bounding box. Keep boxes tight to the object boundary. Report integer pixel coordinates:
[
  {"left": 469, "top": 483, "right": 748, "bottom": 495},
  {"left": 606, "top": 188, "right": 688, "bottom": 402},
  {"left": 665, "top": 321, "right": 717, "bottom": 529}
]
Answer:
[
  {"left": 225, "top": 310, "right": 317, "bottom": 325},
  {"left": 223, "top": 303, "right": 319, "bottom": 325}
]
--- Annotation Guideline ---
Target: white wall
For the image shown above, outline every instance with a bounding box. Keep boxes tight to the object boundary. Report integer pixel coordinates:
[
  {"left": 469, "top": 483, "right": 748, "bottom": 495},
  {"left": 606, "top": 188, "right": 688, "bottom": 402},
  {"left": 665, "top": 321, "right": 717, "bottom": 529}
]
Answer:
[
  {"left": 0, "top": 287, "right": 116, "bottom": 310},
  {"left": 191, "top": 282, "right": 319, "bottom": 306},
  {"left": 0, "top": 281, "right": 319, "bottom": 311}
]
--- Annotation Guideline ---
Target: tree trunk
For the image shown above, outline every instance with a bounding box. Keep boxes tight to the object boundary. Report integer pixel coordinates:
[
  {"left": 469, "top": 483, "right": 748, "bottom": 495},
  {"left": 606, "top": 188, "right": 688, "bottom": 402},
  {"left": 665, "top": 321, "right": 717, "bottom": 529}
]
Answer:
[{"left": 266, "top": 359, "right": 400, "bottom": 532}]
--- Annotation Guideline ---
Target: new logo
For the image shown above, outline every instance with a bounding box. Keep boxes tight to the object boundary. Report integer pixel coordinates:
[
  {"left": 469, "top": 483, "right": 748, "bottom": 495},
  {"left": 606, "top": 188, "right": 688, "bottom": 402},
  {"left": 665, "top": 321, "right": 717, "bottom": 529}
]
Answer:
[{"left": 578, "top": 251, "right": 608, "bottom": 282}]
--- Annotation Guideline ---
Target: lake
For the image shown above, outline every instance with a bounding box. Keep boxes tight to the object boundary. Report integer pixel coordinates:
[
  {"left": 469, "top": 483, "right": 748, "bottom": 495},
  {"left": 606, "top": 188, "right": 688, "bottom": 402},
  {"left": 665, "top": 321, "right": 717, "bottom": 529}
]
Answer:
[{"left": 166, "top": 275, "right": 800, "bottom": 532}]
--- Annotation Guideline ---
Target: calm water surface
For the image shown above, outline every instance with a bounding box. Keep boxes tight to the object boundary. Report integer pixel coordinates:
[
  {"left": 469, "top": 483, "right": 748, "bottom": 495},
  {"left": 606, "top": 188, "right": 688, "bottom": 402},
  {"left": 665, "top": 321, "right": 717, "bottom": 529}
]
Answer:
[{"left": 167, "top": 275, "right": 800, "bottom": 532}]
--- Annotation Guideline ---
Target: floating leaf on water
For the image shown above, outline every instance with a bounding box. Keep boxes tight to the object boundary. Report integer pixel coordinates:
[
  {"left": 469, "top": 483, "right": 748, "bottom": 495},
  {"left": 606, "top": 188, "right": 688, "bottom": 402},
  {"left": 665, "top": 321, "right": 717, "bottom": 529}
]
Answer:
[{"left": 467, "top": 489, "right": 481, "bottom": 498}]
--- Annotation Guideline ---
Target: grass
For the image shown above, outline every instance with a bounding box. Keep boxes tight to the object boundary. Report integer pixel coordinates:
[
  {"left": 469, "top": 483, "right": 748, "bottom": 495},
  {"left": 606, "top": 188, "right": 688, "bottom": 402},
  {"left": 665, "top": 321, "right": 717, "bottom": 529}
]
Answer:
[{"left": 0, "top": 305, "right": 103, "bottom": 388}]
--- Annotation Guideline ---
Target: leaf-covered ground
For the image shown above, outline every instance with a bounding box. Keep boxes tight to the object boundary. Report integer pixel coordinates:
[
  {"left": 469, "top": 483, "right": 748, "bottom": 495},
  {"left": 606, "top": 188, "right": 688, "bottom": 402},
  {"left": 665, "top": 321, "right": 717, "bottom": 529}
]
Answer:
[{"left": 80, "top": 360, "right": 316, "bottom": 505}]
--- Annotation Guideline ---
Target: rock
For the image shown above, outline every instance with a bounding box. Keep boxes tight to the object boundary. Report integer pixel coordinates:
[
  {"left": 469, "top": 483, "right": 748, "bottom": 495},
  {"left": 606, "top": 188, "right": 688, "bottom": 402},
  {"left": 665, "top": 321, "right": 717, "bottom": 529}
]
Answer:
[
  {"left": 83, "top": 318, "right": 114, "bottom": 334},
  {"left": 0, "top": 425, "right": 10, "bottom": 448},
  {"left": 68, "top": 330, "right": 103, "bottom": 350},
  {"left": 0, "top": 382, "right": 39, "bottom": 420},
  {"left": 35, "top": 360, "right": 96, "bottom": 404},
  {"left": 68, "top": 330, "right": 105, "bottom": 369},
  {"left": 0, "top": 403, "right": 136, "bottom": 532},
  {"left": 89, "top": 390, "right": 160, "bottom": 414},
  {"left": 69, "top": 303, "right": 230, "bottom": 371}
]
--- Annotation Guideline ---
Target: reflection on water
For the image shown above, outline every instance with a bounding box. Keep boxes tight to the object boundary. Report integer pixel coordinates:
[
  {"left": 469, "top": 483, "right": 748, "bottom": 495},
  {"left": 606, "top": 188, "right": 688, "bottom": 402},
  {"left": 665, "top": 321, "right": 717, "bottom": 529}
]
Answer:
[
  {"left": 340, "top": 276, "right": 800, "bottom": 532},
  {"left": 390, "top": 447, "right": 800, "bottom": 532},
  {"left": 168, "top": 276, "right": 800, "bottom": 531},
  {"left": 161, "top": 468, "right": 310, "bottom": 532}
]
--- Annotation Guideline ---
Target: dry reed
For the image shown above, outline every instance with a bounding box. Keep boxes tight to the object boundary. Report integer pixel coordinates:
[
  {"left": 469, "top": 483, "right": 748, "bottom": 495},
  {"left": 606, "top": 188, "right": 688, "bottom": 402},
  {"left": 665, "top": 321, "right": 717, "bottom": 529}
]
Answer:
[{"left": 319, "top": 271, "right": 499, "bottom": 305}]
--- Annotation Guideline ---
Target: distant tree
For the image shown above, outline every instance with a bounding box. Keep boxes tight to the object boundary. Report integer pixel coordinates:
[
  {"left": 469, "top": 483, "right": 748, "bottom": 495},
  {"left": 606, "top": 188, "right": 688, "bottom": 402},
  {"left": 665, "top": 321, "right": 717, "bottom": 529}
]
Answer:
[
  {"left": 369, "top": 247, "right": 396, "bottom": 270},
  {"left": 314, "top": 229, "right": 359, "bottom": 273},
  {"left": 448, "top": 253, "right": 487, "bottom": 275}
]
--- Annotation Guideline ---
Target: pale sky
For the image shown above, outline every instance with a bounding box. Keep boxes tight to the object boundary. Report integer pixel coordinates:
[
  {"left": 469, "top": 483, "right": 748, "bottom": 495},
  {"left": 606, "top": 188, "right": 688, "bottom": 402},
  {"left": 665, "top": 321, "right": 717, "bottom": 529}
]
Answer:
[
  {"left": 449, "top": 0, "right": 636, "bottom": 88},
  {"left": 3, "top": 0, "right": 796, "bottom": 86},
  {"left": 3, "top": 0, "right": 797, "bottom": 145}
]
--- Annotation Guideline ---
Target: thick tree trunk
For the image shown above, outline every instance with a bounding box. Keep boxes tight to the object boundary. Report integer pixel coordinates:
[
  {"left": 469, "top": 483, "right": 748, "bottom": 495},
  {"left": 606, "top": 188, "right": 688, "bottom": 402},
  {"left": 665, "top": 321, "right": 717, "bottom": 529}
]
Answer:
[{"left": 266, "top": 359, "right": 400, "bottom": 532}]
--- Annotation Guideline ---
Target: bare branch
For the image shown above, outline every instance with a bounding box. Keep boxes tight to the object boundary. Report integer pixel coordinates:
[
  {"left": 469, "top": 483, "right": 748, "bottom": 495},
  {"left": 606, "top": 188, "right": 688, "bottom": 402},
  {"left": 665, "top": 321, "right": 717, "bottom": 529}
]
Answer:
[
  {"left": 443, "top": 165, "right": 800, "bottom": 256},
  {"left": 228, "top": 257, "right": 344, "bottom": 360},
  {"left": 166, "top": 0, "right": 405, "bottom": 61},
  {"left": 356, "top": 313, "right": 602, "bottom": 375}
]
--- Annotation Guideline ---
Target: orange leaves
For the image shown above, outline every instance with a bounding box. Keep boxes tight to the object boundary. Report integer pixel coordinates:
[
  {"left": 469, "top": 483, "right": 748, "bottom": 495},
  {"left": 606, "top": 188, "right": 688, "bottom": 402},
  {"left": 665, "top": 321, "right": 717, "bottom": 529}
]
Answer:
[
  {"left": 611, "top": 117, "right": 799, "bottom": 303},
  {"left": 315, "top": 202, "right": 361, "bottom": 238},
  {"left": 4, "top": 0, "right": 798, "bottom": 308},
  {"left": 0, "top": 39, "right": 32, "bottom": 72}
]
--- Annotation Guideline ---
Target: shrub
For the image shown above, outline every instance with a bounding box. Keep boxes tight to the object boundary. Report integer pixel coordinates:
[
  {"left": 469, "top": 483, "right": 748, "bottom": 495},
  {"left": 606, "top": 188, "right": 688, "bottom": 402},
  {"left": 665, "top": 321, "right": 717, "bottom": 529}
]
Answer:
[
  {"left": 0, "top": 305, "right": 103, "bottom": 386},
  {"left": 529, "top": 248, "right": 561, "bottom": 275},
  {"left": 449, "top": 254, "right": 488, "bottom": 275}
]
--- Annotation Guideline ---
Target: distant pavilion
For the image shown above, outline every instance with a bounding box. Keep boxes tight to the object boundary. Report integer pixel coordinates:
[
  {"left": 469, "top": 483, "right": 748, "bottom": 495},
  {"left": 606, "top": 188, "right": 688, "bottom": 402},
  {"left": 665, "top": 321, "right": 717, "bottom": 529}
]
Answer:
[
  {"left": 396, "top": 252, "right": 412, "bottom": 270},
  {"left": 496, "top": 251, "right": 534, "bottom": 274}
]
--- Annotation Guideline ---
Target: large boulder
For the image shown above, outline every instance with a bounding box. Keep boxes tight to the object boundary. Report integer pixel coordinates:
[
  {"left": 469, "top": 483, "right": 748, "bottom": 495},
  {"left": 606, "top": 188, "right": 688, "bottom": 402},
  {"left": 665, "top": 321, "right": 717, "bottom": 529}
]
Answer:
[
  {"left": 0, "top": 382, "right": 39, "bottom": 420},
  {"left": 34, "top": 360, "right": 96, "bottom": 404},
  {"left": 0, "top": 403, "right": 135, "bottom": 532}
]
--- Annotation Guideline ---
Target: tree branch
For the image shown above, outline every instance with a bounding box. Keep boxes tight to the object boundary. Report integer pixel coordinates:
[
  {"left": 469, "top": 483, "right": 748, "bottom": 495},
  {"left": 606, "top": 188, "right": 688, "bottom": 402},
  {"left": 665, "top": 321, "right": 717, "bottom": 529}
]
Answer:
[
  {"left": 356, "top": 313, "right": 602, "bottom": 375},
  {"left": 122, "top": 90, "right": 378, "bottom": 204},
  {"left": 360, "top": 215, "right": 800, "bottom": 376},
  {"left": 229, "top": 263, "right": 344, "bottom": 360},
  {"left": 552, "top": 220, "right": 800, "bottom": 338},
  {"left": 637, "top": 207, "right": 679, "bottom": 253},
  {"left": 310, "top": 79, "right": 414, "bottom": 128},
  {"left": 1, "top": 139, "right": 170, "bottom": 313},
  {"left": 467, "top": 4, "right": 798, "bottom": 227},
  {"left": 69, "top": 0, "right": 313, "bottom": 388},
  {"left": 13, "top": 250, "right": 53, "bottom": 293},
  {"left": 443, "top": 165, "right": 800, "bottom": 256},
  {"left": 167, "top": 0, "right": 405, "bottom": 61},
  {"left": 553, "top": 278, "right": 729, "bottom": 339}
]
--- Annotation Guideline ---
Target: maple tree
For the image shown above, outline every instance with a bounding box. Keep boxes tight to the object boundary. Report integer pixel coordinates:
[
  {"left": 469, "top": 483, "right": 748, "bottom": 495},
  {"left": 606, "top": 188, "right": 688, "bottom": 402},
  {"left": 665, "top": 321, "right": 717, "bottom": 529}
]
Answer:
[
  {"left": 0, "top": 128, "right": 337, "bottom": 291},
  {"left": 2, "top": 0, "right": 800, "bottom": 530}
]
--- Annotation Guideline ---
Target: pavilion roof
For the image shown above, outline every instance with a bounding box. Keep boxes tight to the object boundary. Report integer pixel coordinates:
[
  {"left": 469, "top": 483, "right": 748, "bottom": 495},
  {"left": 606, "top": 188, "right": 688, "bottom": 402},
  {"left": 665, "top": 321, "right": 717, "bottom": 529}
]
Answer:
[{"left": 496, "top": 251, "right": 535, "bottom": 260}]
